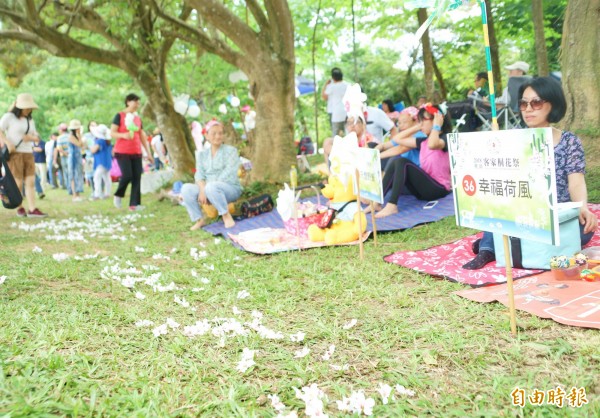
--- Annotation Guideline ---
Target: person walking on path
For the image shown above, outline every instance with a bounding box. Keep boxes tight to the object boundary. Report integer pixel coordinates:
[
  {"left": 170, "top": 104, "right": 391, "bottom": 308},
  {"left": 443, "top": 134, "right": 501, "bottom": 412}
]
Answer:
[{"left": 110, "top": 93, "right": 154, "bottom": 211}]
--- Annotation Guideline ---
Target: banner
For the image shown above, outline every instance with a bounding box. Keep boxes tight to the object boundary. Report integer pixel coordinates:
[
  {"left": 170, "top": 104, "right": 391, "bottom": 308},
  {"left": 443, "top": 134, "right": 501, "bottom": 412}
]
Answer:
[
  {"left": 354, "top": 148, "right": 384, "bottom": 204},
  {"left": 447, "top": 128, "right": 560, "bottom": 245}
]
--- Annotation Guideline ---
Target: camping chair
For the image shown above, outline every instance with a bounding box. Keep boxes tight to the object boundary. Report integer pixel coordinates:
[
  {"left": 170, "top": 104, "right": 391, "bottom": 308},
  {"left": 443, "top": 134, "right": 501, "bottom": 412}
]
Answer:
[
  {"left": 504, "top": 76, "right": 532, "bottom": 129},
  {"left": 470, "top": 94, "right": 512, "bottom": 131}
]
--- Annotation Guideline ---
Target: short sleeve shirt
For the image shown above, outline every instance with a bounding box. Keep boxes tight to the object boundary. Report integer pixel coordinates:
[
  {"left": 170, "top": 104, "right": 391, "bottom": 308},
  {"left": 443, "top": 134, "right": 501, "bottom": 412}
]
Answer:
[
  {"left": 554, "top": 131, "right": 585, "bottom": 203},
  {"left": 325, "top": 81, "right": 349, "bottom": 123},
  {"left": 366, "top": 106, "right": 395, "bottom": 143},
  {"left": 0, "top": 113, "right": 37, "bottom": 153}
]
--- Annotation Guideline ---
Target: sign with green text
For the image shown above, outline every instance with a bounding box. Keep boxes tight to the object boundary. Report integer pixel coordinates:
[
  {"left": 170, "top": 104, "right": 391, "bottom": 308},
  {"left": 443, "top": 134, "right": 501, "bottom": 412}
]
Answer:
[{"left": 447, "top": 128, "right": 560, "bottom": 245}]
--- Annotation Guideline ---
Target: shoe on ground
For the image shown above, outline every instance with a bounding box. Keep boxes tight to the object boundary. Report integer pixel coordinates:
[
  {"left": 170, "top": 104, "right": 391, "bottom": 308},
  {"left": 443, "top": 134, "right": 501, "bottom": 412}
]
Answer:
[
  {"left": 129, "top": 205, "right": 145, "bottom": 211},
  {"left": 113, "top": 196, "right": 122, "bottom": 209},
  {"left": 16, "top": 207, "right": 27, "bottom": 217},
  {"left": 27, "top": 208, "right": 48, "bottom": 218},
  {"left": 39, "top": 193, "right": 45, "bottom": 199}
]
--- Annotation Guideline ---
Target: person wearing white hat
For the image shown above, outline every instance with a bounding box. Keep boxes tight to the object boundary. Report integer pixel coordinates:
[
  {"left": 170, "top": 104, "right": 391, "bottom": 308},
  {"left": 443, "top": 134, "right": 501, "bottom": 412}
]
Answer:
[
  {"left": 496, "top": 61, "right": 530, "bottom": 105},
  {"left": 90, "top": 124, "right": 113, "bottom": 200},
  {"left": 67, "top": 119, "right": 85, "bottom": 202},
  {"left": 0, "top": 93, "right": 47, "bottom": 217}
]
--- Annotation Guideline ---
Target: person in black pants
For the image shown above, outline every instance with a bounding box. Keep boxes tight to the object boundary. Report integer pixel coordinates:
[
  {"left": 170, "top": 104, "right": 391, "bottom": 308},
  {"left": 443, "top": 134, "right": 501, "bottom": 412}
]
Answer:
[{"left": 110, "top": 93, "right": 154, "bottom": 211}]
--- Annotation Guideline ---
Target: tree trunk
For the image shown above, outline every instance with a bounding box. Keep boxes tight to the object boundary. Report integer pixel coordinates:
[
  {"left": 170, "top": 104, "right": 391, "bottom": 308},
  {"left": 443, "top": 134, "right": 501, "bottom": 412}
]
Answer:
[
  {"left": 432, "top": 57, "right": 447, "bottom": 101},
  {"left": 560, "top": 0, "right": 600, "bottom": 131},
  {"left": 417, "top": 9, "right": 434, "bottom": 99},
  {"left": 532, "top": 0, "right": 550, "bottom": 76},
  {"left": 246, "top": 60, "right": 296, "bottom": 181},
  {"left": 485, "top": 0, "right": 502, "bottom": 93}
]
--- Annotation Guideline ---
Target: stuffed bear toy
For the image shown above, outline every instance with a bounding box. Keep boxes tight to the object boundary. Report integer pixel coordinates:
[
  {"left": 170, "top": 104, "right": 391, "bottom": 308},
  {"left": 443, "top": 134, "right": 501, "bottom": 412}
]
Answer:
[{"left": 307, "top": 175, "right": 367, "bottom": 245}]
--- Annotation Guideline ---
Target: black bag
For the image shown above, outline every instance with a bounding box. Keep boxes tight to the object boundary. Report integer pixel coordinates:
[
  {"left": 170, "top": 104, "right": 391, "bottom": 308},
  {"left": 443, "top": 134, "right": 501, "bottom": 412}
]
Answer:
[
  {"left": 317, "top": 201, "right": 353, "bottom": 229},
  {"left": 0, "top": 157, "right": 23, "bottom": 209},
  {"left": 1, "top": 139, "right": 23, "bottom": 162},
  {"left": 240, "top": 194, "right": 274, "bottom": 219}
]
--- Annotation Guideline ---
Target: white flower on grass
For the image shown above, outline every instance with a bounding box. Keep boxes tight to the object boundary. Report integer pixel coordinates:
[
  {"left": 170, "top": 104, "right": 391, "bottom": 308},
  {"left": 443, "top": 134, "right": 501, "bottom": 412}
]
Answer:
[
  {"left": 174, "top": 295, "right": 190, "bottom": 308},
  {"left": 121, "top": 277, "right": 136, "bottom": 288},
  {"left": 200, "top": 277, "right": 210, "bottom": 284},
  {"left": 135, "top": 291, "right": 146, "bottom": 300},
  {"left": 395, "top": 384, "right": 416, "bottom": 397},
  {"left": 191, "top": 269, "right": 198, "bottom": 277},
  {"left": 32, "top": 246, "right": 42, "bottom": 253},
  {"left": 191, "top": 287, "right": 204, "bottom": 292},
  {"left": 290, "top": 332, "right": 305, "bottom": 342},
  {"left": 322, "top": 344, "right": 335, "bottom": 361},
  {"left": 166, "top": 318, "right": 180, "bottom": 329},
  {"left": 294, "top": 347, "right": 310, "bottom": 358},
  {"left": 276, "top": 412, "right": 298, "bottom": 418},
  {"left": 293, "top": 384, "right": 328, "bottom": 418},
  {"left": 211, "top": 318, "right": 249, "bottom": 338},
  {"left": 170, "top": 247, "right": 178, "bottom": 253},
  {"left": 154, "top": 282, "right": 178, "bottom": 292},
  {"left": 52, "top": 253, "right": 69, "bottom": 262},
  {"left": 377, "top": 383, "right": 393, "bottom": 405},
  {"left": 329, "top": 364, "right": 349, "bottom": 371},
  {"left": 182, "top": 319, "right": 211, "bottom": 337},
  {"left": 232, "top": 306, "right": 242, "bottom": 315},
  {"left": 152, "top": 253, "right": 171, "bottom": 260},
  {"left": 237, "top": 290, "right": 250, "bottom": 300},
  {"left": 135, "top": 319, "right": 154, "bottom": 327},
  {"left": 0, "top": 276, "right": 7, "bottom": 285},
  {"left": 268, "top": 394, "right": 286, "bottom": 413},
  {"left": 190, "top": 247, "right": 208, "bottom": 260},
  {"left": 142, "top": 265, "right": 160, "bottom": 271},
  {"left": 342, "top": 319, "right": 357, "bottom": 329},
  {"left": 152, "top": 323, "right": 168, "bottom": 337},
  {"left": 134, "top": 246, "right": 145, "bottom": 252},
  {"left": 251, "top": 310, "right": 263, "bottom": 320},
  {"left": 203, "top": 263, "right": 215, "bottom": 271},
  {"left": 214, "top": 238, "right": 222, "bottom": 245},
  {"left": 336, "top": 390, "right": 375, "bottom": 416},
  {"left": 236, "top": 348, "right": 256, "bottom": 373}
]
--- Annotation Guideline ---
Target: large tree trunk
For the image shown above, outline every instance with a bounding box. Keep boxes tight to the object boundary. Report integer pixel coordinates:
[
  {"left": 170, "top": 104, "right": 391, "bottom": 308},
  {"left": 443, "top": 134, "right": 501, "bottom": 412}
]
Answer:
[
  {"left": 417, "top": 9, "right": 434, "bottom": 99},
  {"left": 484, "top": 0, "right": 502, "bottom": 93},
  {"left": 560, "top": 0, "right": 600, "bottom": 131},
  {"left": 532, "top": 0, "right": 549, "bottom": 76}
]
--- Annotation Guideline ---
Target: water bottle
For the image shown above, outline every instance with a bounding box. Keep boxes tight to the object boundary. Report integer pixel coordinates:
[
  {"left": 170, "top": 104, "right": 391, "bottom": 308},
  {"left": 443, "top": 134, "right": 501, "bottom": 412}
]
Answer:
[{"left": 290, "top": 164, "right": 298, "bottom": 189}]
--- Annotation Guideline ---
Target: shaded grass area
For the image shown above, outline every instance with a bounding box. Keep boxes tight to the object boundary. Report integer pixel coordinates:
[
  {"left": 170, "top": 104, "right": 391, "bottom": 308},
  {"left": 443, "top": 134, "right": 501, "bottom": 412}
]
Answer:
[{"left": 0, "top": 182, "right": 599, "bottom": 417}]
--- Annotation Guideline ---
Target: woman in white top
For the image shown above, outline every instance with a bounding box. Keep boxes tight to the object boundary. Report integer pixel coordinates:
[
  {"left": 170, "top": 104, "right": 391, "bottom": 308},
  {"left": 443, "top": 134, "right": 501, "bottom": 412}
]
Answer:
[{"left": 0, "top": 93, "right": 47, "bottom": 217}]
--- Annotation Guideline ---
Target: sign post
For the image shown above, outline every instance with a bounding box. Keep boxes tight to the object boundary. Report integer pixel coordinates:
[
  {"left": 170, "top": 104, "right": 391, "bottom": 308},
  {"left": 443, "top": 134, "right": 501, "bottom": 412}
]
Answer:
[{"left": 354, "top": 147, "right": 384, "bottom": 247}]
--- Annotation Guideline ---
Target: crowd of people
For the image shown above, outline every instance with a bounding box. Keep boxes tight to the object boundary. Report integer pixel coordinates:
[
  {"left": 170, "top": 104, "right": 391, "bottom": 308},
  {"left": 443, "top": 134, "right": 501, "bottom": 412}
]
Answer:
[{"left": 0, "top": 93, "right": 172, "bottom": 216}]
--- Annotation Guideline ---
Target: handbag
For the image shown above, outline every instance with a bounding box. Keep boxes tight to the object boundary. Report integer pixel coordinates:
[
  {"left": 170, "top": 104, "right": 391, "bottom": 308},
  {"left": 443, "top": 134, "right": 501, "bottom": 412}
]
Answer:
[
  {"left": 240, "top": 194, "right": 274, "bottom": 219},
  {"left": 317, "top": 201, "right": 353, "bottom": 229},
  {"left": 0, "top": 157, "right": 23, "bottom": 209},
  {"left": 1, "top": 139, "right": 23, "bottom": 162}
]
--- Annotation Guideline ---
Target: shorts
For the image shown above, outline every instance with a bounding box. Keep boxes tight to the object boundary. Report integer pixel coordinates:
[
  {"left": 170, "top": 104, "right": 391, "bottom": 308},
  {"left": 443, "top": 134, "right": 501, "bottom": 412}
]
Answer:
[{"left": 7, "top": 152, "right": 35, "bottom": 180}]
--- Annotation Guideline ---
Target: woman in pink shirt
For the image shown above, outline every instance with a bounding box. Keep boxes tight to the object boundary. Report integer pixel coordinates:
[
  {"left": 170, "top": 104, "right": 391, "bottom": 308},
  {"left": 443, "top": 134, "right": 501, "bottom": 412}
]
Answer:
[{"left": 374, "top": 104, "right": 452, "bottom": 218}]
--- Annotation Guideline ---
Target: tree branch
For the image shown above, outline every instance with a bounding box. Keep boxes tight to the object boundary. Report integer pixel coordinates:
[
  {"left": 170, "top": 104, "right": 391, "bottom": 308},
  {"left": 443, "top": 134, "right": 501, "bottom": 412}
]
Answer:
[{"left": 244, "top": 0, "right": 269, "bottom": 32}]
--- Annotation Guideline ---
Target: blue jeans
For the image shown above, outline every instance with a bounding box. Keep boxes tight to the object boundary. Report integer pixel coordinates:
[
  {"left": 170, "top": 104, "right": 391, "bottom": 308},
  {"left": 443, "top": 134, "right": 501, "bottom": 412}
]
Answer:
[
  {"left": 35, "top": 175, "right": 43, "bottom": 194},
  {"left": 68, "top": 150, "right": 84, "bottom": 194},
  {"left": 181, "top": 182, "right": 241, "bottom": 222},
  {"left": 60, "top": 156, "right": 70, "bottom": 193},
  {"left": 480, "top": 224, "right": 595, "bottom": 254}
]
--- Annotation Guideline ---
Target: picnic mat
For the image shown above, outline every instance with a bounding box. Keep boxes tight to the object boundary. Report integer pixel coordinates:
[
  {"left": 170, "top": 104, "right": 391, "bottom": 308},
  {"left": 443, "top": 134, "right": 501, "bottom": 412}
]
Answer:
[
  {"left": 228, "top": 229, "right": 370, "bottom": 255},
  {"left": 455, "top": 271, "right": 600, "bottom": 329},
  {"left": 384, "top": 205, "right": 600, "bottom": 287},
  {"left": 202, "top": 193, "right": 456, "bottom": 237}
]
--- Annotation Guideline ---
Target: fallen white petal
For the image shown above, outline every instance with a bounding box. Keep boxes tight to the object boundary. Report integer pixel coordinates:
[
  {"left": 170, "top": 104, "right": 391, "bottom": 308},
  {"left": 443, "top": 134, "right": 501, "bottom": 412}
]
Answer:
[
  {"left": 294, "top": 347, "right": 310, "bottom": 358},
  {"left": 343, "top": 319, "right": 358, "bottom": 329},
  {"left": 135, "top": 291, "right": 146, "bottom": 300}
]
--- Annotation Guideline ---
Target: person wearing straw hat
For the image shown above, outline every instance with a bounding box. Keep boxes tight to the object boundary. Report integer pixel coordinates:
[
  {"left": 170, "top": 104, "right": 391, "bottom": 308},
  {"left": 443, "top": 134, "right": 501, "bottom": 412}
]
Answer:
[
  {"left": 0, "top": 93, "right": 47, "bottom": 217},
  {"left": 67, "top": 119, "right": 85, "bottom": 202},
  {"left": 90, "top": 124, "right": 113, "bottom": 200}
]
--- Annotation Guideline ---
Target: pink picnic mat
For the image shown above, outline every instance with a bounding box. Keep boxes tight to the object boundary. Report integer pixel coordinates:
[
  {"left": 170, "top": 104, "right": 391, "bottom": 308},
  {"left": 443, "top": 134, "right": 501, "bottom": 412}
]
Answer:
[
  {"left": 383, "top": 204, "right": 600, "bottom": 287},
  {"left": 455, "top": 271, "right": 600, "bottom": 329}
]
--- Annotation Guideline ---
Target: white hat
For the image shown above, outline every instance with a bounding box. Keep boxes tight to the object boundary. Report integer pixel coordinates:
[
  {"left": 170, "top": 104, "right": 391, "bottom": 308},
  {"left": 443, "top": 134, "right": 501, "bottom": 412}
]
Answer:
[
  {"left": 505, "top": 61, "right": 529, "bottom": 73},
  {"left": 15, "top": 93, "right": 39, "bottom": 109},
  {"left": 68, "top": 119, "right": 82, "bottom": 130},
  {"left": 91, "top": 124, "right": 110, "bottom": 140}
]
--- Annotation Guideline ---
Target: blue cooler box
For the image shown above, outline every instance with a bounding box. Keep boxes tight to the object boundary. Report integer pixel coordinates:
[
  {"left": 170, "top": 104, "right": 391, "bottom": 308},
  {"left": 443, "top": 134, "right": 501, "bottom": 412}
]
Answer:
[{"left": 493, "top": 207, "right": 581, "bottom": 269}]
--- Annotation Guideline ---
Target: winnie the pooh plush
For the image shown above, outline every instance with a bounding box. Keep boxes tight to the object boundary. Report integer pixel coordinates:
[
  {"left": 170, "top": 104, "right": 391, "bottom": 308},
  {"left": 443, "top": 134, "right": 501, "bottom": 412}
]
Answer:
[{"left": 307, "top": 175, "right": 367, "bottom": 245}]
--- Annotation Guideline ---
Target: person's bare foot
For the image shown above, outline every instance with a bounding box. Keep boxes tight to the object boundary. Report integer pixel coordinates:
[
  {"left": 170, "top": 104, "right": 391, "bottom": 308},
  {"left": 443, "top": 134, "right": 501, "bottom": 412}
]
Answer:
[
  {"left": 222, "top": 212, "right": 236, "bottom": 229},
  {"left": 362, "top": 202, "right": 382, "bottom": 214},
  {"left": 374, "top": 203, "right": 398, "bottom": 218},
  {"left": 190, "top": 219, "right": 206, "bottom": 231}
]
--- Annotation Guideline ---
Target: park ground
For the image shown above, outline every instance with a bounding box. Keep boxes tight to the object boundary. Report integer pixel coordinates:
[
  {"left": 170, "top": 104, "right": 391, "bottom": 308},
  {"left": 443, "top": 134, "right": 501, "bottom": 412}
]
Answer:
[{"left": 0, "top": 137, "right": 599, "bottom": 417}]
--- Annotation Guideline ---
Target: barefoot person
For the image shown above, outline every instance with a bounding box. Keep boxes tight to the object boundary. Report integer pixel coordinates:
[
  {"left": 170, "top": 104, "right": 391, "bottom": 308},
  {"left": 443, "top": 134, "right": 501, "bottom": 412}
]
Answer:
[
  {"left": 463, "top": 77, "right": 597, "bottom": 269},
  {"left": 373, "top": 103, "right": 452, "bottom": 218},
  {"left": 181, "top": 120, "right": 242, "bottom": 230}
]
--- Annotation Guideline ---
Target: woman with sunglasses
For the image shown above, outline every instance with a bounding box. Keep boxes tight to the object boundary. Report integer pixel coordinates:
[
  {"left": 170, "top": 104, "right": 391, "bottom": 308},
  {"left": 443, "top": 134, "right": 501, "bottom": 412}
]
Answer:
[
  {"left": 463, "top": 76, "right": 597, "bottom": 269},
  {"left": 372, "top": 104, "right": 453, "bottom": 218}
]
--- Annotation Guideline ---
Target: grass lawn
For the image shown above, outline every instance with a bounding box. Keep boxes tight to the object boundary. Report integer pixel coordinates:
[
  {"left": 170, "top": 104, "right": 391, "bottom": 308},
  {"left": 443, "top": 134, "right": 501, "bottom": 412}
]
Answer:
[{"left": 1, "top": 163, "right": 599, "bottom": 417}]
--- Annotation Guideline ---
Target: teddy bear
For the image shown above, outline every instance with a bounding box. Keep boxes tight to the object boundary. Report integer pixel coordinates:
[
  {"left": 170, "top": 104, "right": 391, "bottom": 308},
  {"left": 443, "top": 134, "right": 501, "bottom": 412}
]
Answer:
[{"left": 307, "top": 175, "right": 367, "bottom": 245}]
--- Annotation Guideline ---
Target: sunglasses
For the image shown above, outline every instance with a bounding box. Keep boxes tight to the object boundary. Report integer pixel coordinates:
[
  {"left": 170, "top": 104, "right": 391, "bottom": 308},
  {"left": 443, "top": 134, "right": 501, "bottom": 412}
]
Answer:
[{"left": 518, "top": 98, "right": 546, "bottom": 111}]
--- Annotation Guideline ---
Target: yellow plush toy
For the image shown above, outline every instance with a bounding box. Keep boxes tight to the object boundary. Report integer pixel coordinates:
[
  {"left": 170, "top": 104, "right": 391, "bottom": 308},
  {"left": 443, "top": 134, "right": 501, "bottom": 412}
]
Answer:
[{"left": 307, "top": 175, "right": 367, "bottom": 245}]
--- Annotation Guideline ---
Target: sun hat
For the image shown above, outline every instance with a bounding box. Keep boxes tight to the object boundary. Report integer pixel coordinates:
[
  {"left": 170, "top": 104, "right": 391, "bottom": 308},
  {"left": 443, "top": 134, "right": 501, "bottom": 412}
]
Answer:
[
  {"left": 15, "top": 93, "right": 39, "bottom": 109},
  {"left": 204, "top": 119, "right": 222, "bottom": 134},
  {"left": 68, "top": 119, "right": 82, "bottom": 130},
  {"left": 91, "top": 124, "right": 109, "bottom": 140},
  {"left": 505, "top": 61, "right": 529, "bottom": 74}
]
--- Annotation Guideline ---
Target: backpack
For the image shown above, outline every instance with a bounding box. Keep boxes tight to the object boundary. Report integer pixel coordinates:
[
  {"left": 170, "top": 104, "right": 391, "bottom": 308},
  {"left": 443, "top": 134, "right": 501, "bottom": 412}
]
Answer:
[
  {"left": 0, "top": 157, "right": 23, "bottom": 209},
  {"left": 239, "top": 194, "right": 274, "bottom": 219}
]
